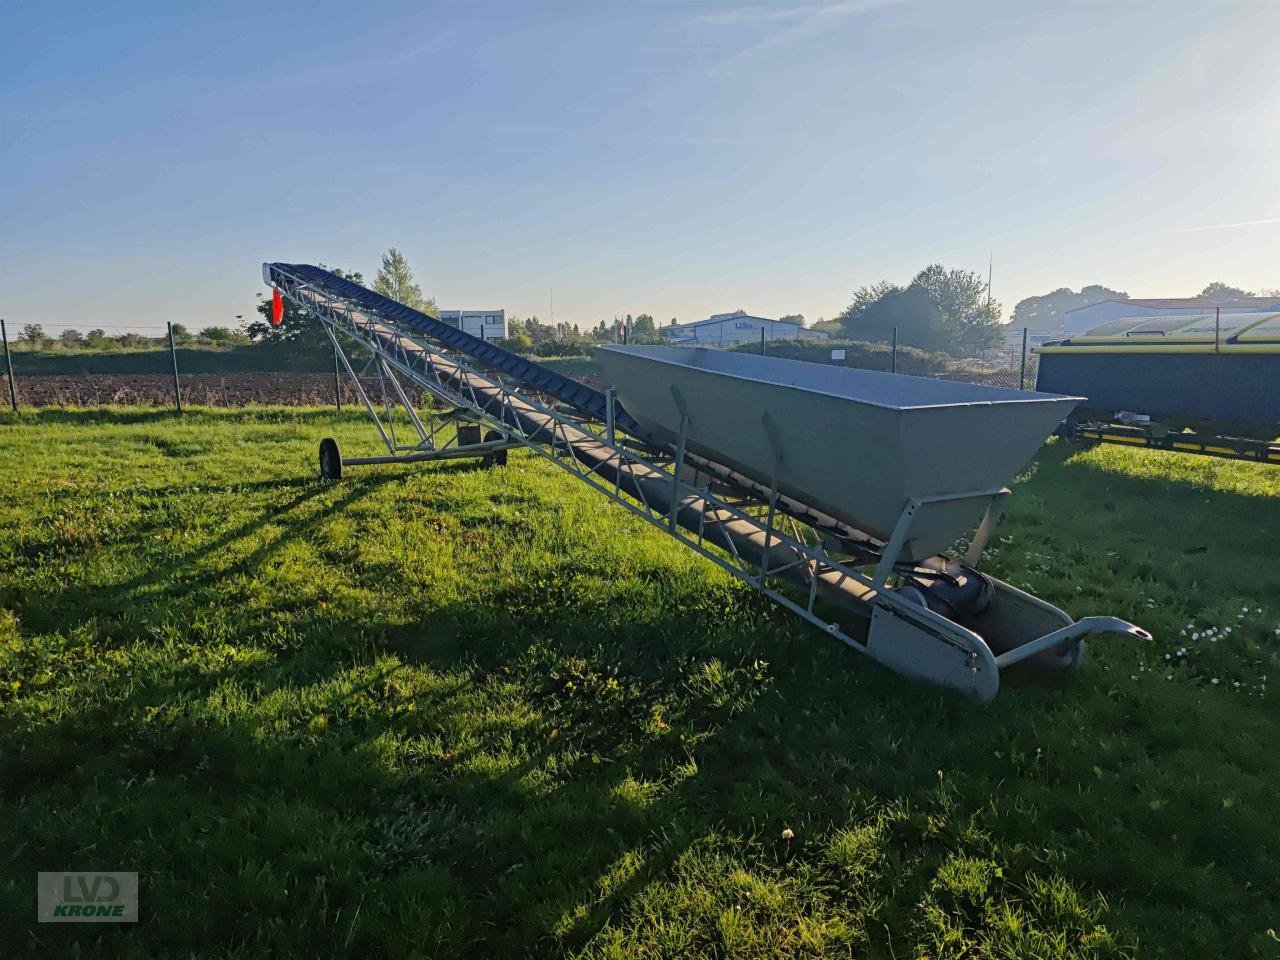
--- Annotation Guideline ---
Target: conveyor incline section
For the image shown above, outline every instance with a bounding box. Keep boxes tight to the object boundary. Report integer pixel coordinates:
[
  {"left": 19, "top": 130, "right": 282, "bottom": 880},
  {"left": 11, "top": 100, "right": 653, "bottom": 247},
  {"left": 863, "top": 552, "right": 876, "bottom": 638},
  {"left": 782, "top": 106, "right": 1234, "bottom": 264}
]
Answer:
[{"left": 264, "top": 262, "right": 641, "bottom": 433}]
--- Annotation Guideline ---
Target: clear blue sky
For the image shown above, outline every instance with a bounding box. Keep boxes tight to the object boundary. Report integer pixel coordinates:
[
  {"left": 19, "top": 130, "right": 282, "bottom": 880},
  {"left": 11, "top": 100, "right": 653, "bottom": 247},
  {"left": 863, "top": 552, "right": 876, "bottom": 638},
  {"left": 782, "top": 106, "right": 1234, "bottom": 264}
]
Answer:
[{"left": 2, "top": 1, "right": 1277, "bottom": 334}]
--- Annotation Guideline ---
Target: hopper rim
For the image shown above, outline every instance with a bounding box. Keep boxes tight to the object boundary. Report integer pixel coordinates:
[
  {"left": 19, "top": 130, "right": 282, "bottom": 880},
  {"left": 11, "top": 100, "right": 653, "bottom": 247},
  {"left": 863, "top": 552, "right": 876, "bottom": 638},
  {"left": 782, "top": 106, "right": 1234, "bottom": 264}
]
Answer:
[{"left": 598, "top": 344, "right": 1083, "bottom": 412}]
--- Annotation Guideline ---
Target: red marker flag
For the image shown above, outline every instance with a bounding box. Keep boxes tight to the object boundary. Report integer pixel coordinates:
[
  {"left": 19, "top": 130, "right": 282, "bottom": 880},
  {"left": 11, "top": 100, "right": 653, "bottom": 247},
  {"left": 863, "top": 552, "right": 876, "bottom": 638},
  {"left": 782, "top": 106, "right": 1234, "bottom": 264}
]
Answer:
[{"left": 271, "top": 287, "right": 284, "bottom": 326}]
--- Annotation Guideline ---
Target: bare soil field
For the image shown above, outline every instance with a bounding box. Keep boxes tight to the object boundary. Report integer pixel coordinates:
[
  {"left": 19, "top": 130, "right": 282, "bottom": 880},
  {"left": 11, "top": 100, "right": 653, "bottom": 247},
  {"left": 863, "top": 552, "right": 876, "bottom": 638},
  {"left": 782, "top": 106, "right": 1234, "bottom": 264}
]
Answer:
[
  {"left": 2, "top": 367, "right": 608, "bottom": 408},
  {"left": 5, "top": 373, "right": 442, "bottom": 407}
]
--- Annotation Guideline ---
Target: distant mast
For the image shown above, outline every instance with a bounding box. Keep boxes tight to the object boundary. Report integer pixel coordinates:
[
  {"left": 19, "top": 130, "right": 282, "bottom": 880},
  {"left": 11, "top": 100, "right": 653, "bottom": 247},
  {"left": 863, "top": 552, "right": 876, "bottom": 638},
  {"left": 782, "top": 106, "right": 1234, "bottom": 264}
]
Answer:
[{"left": 986, "top": 251, "right": 993, "bottom": 313}]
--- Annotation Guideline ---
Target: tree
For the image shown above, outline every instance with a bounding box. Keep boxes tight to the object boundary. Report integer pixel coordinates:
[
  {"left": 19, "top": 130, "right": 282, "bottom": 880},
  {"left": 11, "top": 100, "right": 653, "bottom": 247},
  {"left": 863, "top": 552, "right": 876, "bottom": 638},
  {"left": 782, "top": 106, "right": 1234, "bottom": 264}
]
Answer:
[
  {"left": 373, "top": 248, "right": 437, "bottom": 316},
  {"left": 58, "top": 329, "right": 85, "bottom": 347},
  {"left": 169, "top": 323, "right": 192, "bottom": 343},
  {"left": 19, "top": 324, "right": 46, "bottom": 346},
  {"left": 501, "top": 326, "right": 534, "bottom": 351},
  {"left": 851, "top": 286, "right": 946, "bottom": 349},
  {"left": 248, "top": 265, "right": 365, "bottom": 344},
  {"left": 839, "top": 281, "right": 900, "bottom": 324},
  {"left": 86, "top": 329, "right": 109, "bottom": 348},
  {"left": 778, "top": 314, "right": 805, "bottom": 326},
  {"left": 1011, "top": 285, "right": 1127, "bottom": 333},
  {"left": 835, "top": 266, "right": 1002, "bottom": 353},
  {"left": 910, "top": 264, "right": 1002, "bottom": 352},
  {"left": 1199, "top": 282, "right": 1254, "bottom": 301},
  {"left": 631, "top": 313, "right": 659, "bottom": 343}
]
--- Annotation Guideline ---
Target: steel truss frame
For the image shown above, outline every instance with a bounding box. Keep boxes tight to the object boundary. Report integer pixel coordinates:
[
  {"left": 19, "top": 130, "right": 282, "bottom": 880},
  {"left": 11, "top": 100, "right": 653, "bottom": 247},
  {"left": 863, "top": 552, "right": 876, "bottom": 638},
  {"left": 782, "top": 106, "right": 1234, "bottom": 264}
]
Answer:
[{"left": 270, "top": 265, "right": 1148, "bottom": 700}]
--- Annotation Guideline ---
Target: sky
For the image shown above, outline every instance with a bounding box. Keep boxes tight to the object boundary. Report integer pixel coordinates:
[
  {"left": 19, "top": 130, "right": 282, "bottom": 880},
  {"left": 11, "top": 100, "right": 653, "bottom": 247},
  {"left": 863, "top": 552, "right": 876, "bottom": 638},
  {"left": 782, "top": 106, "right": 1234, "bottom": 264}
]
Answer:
[{"left": 2, "top": 0, "right": 1278, "bottom": 335}]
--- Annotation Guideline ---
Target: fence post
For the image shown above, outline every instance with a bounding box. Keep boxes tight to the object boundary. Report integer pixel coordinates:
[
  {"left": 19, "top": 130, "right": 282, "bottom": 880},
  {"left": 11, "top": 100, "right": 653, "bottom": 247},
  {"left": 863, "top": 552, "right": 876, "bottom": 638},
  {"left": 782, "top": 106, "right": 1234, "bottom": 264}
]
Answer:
[
  {"left": 1019, "top": 326, "right": 1028, "bottom": 389},
  {"left": 167, "top": 321, "right": 183, "bottom": 414},
  {"left": 891, "top": 326, "right": 898, "bottom": 374},
  {"left": 1, "top": 318, "right": 16, "bottom": 412},
  {"left": 333, "top": 341, "right": 343, "bottom": 412},
  {"left": 760, "top": 327, "right": 766, "bottom": 356}
]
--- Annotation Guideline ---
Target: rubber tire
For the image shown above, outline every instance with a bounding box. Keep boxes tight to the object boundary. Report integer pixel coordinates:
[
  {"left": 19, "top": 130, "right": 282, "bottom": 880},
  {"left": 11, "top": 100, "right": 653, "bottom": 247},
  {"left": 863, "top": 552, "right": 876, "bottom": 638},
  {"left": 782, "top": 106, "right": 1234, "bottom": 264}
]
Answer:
[
  {"left": 483, "top": 430, "right": 508, "bottom": 467},
  {"left": 319, "top": 437, "right": 343, "bottom": 480}
]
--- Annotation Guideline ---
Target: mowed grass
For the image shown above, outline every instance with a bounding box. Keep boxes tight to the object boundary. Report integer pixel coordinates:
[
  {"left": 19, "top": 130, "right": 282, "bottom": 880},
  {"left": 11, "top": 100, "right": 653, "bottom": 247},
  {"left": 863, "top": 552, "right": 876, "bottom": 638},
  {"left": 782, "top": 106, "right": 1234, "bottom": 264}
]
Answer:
[{"left": 1, "top": 408, "right": 1278, "bottom": 959}]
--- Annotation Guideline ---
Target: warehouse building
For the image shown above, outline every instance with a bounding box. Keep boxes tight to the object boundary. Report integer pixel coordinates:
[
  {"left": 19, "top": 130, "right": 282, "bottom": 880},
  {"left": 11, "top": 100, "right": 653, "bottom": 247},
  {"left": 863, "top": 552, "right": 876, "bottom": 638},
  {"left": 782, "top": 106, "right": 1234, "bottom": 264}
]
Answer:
[
  {"left": 661, "top": 310, "right": 828, "bottom": 347},
  {"left": 1063, "top": 296, "right": 1280, "bottom": 336},
  {"left": 439, "top": 309, "right": 507, "bottom": 342}
]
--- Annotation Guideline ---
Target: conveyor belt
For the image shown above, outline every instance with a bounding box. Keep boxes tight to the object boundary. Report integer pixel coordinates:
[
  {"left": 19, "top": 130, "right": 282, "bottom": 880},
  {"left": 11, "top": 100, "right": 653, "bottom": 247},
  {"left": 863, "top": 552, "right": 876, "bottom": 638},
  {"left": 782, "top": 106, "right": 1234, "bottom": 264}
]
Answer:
[
  {"left": 266, "top": 263, "right": 640, "bottom": 432},
  {"left": 266, "top": 261, "right": 889, "bottom": 560}
]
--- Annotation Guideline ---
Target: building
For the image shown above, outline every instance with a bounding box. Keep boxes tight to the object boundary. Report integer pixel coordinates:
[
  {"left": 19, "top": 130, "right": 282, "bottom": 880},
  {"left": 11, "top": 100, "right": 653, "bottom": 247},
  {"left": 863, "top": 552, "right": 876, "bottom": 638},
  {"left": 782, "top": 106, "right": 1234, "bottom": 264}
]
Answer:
[
  {"left": 1062, "top": 296, "right": 1280, "bottom": 336},
  {"left": 661, "top": 310, "right": 828, "bottom": 347},
  {"left": 438, "top": 309, "right": 507, "bottom": 342}
]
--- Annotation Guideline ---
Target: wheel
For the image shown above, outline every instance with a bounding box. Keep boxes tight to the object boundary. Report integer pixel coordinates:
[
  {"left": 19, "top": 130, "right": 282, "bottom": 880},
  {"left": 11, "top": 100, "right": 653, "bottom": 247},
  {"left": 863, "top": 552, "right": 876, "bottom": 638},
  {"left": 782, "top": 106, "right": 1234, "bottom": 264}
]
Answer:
[
  {"left": 319, "top": 437, "right": 343, "bottom": 480},
  {"left": 483, "top": 430, "right": 508, "bottom": 467}
]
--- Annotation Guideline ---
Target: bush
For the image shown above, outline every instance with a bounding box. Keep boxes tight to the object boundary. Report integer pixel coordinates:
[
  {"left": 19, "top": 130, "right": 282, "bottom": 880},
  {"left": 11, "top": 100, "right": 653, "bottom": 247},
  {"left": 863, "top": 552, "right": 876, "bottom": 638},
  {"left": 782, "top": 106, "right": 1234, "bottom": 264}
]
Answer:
[
  {"left": 732, "top": 338, "right": 954, "bottom": 375},
  {"left": 198, "top": 326, "right": 249, "bottom": 345},
  {"left": 529, "top": 337, "right": 596, "bottom": 358}
]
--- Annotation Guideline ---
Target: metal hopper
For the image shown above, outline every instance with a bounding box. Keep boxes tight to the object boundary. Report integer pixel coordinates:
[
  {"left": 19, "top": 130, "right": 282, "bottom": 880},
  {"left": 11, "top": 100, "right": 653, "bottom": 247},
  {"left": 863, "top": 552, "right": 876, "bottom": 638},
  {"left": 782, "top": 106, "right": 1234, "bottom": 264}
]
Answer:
[{"left": 596, "top": 346, "right": 1081, "bottom": 560}]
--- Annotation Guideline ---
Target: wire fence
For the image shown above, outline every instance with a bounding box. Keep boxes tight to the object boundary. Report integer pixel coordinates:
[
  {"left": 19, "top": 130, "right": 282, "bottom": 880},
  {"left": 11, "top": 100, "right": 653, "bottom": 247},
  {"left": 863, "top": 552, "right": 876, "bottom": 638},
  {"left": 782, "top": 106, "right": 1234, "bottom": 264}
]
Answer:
[
  {"left": 922, "top": 330, "right": 1041, "bottom": 391},
  {"left": 1, "top": 317, "right": 1049, "bottom": 414},
  {"left": 738, "top": 327, "right": 1045, "bottom": 392},
  {"left": 0, "top": 318, "right": 356, "bottom": 411}
]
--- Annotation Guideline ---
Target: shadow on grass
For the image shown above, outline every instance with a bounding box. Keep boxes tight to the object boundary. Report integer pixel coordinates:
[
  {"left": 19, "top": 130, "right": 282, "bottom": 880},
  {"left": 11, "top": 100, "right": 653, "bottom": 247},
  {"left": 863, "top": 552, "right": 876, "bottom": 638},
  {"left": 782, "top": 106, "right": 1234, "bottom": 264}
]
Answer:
[
  {"left": 6, "top": 447, "right": 1279, "bottom": 958},
  {"left": 1006, "top": 442, "right": 1280, "bottom": 603},
  {"left": 4, "top": 458, "right": 919, "bottom": 954}
]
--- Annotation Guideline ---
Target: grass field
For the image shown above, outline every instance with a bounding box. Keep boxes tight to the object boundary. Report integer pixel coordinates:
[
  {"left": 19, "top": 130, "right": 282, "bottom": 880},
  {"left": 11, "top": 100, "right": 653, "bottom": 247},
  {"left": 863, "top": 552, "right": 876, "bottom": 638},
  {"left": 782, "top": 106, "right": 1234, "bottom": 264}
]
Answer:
[{"left": 2, "top": 408, "right": 1278, "bottom": 958}]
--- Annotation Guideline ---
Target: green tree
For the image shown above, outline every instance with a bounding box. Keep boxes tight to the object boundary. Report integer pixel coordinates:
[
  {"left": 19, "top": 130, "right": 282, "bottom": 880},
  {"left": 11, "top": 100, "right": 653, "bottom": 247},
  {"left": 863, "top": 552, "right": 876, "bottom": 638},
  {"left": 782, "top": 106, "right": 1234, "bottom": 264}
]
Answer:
[
  {"left": 910, "top": 264, "right": 1002, "bottom": 352},
  {"left": 1199, "top": 282, "right": 1254, "bottom": 300},
  {"left": 778, "top": 314, "right": 805, "bottom": 326},
  {"left": 58, "top": 328, "right": 85, "bottom": 347},
  {"left": 19, "top": 323, "right": 46, "bottom": 346},
  {"left": 169, "top": 323, "right": 192, "bottom": 343},
  {"left": 855, "top": 286, "right": 946, "bottom": 349},
  {"left": 1011, "top": 285, "right": 1127, "bottom": 333},
  {"left": 373, "top": 248, "right": 437, "bottom": 316},
  {"left": 86, "top": 329, "right": 109, "bottom": 348},
  {"left": 630, "top": 313, "right": 661, "bottom": 343},
  {"left": 501, "top": 326, "right": 534, "bottom": 351},
  {"left": 838, "top": 281, "right": 900, "bottom": 326},
  {"left": 837, "top": 268, "right": 1001, "bottom": 353},
  {"left": 248, "top": 265, "right": 365, "bottom": 344}
]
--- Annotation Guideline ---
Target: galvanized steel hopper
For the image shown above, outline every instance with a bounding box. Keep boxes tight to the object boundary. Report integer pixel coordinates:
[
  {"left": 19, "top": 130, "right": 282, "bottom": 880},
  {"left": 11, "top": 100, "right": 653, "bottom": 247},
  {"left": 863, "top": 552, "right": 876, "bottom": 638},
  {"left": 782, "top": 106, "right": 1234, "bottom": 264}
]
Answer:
[{"left": 596, "top": 346, "right": 1080, "bottom": 560}]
